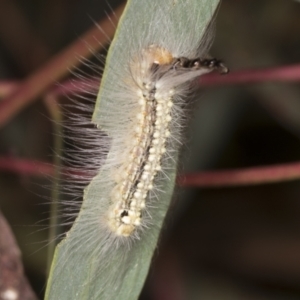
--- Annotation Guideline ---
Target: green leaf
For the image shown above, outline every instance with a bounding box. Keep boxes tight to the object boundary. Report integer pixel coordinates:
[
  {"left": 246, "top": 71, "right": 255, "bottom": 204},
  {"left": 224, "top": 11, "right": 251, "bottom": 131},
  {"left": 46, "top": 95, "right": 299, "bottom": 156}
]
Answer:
[{"left": 45, "top": 0, "right": 220, "bottom": 299}]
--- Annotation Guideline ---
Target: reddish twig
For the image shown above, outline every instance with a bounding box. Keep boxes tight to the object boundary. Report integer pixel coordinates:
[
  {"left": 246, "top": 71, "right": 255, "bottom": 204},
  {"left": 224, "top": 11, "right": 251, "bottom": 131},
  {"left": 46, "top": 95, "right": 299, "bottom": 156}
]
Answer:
[
  {"left": 2, "top": 156, "right": 300, "bottom": 188},
  {"left": 179, "top": 162, "right": 300, "bottom": 188},
  {"left": 0, "top": 156, "right": 90, "bottom": 179},
  {"left": 32, "top": 63, "right": 300, "bottom": 95},
  {"left": 50, "top": 78, "right": 100, "bottom": 97},
  {"left": 200, "top": 64, "right": 300, "bottom": 86},
  {"left": 2, "top": 63, "right": 300, "bottom": 104},
  {"left": 0, "top": 3, "right": 125, "bottom": 129},
  {"left": 0, "top": 78, "right": 99, "bottom": 99},
  {"left": 0, "top": 157, "right": 55, "bottom": 176},
  {"left": 0, "top": 81, "right": 19, "bottom": 97}
]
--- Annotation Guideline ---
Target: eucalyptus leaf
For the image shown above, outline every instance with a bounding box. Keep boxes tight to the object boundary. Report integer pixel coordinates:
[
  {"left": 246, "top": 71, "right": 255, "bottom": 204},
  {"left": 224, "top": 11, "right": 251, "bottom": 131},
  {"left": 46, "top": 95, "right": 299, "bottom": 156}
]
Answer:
[{"left": 45, "top": 0, "right": 220, "bottom": 299}]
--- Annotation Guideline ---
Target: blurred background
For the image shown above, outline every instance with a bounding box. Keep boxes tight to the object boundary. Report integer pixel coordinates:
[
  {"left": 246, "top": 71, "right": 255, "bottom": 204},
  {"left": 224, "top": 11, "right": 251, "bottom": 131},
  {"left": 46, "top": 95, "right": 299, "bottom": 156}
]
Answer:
[{"left": 0, "top": 0, "right": 300, "bottom": 299}]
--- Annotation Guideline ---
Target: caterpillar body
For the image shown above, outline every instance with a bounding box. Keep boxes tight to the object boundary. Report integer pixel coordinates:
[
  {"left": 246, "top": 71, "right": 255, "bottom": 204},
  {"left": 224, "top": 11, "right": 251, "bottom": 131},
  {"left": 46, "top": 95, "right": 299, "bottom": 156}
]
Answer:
[{"left": 107, "top": 45, "right": 227, "bottom": 237}]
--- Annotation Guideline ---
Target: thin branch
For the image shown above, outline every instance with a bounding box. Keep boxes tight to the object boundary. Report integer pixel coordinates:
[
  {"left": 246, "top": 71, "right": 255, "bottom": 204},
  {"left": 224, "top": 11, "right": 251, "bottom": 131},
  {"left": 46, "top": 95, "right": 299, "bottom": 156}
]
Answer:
[
  {"left": 2, "top": 156, "right": 300, "bottom": 188},
  {"left": 0, "top": 156, "right": 55, "bottom": 176},
  {"left": 2, "top": 63, "right": 300, "bottom": 102},
  {"left": 0, "top": 78, "right": 99, "bottom": 99},
  {"left": 200, "top": 64, "right": 300, "bottom": 86},
  {"left": 35, "top": 63, "right": 300, "bottom": 95},
  {"left": 0, "top": 81, "right": 19, "bottom": 98},
  {"left": 50, "top": 78, "right": 100, "bottom": 97},
  {"left": 0, "top": 3, "right": 125, "bottom": 129},
  {"left": 179, "top": 162, "right": 300, "bottom": 188},
  {"left": 0, "top": 156, "right": 88, "bottom": 179}
]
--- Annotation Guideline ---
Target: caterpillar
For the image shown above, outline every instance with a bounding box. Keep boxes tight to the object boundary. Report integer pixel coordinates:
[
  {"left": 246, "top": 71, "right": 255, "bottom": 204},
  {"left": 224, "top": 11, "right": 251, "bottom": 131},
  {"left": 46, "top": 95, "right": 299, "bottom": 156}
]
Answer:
[{"left": 107, "top": 45, "right": 227, "bottom": 237}]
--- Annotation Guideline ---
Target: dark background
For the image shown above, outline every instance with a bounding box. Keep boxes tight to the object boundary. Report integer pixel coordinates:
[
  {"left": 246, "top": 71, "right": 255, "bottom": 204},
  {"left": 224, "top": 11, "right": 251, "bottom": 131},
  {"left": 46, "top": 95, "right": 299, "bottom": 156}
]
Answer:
[{"left": 0, "top": 0, "right": 300, "bottom": 299}]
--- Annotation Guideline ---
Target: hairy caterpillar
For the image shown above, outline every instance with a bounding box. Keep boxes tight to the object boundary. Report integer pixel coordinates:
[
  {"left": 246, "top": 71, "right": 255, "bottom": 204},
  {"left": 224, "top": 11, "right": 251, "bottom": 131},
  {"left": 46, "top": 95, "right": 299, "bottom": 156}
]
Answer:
[
  {"left": 107, "top": 46, "right": 227, "bottom": 237},
  {"left": 45, "top": 0, "right": 226, "bottom": 299}
]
